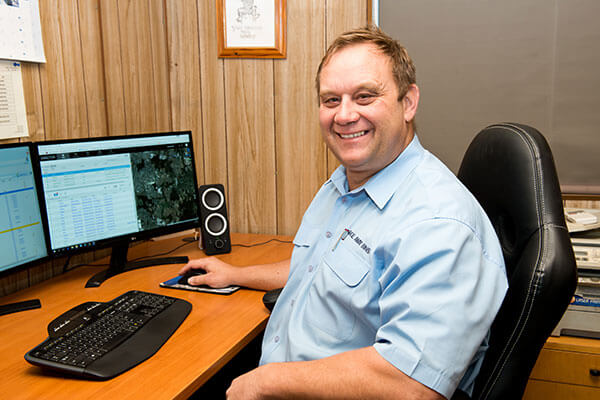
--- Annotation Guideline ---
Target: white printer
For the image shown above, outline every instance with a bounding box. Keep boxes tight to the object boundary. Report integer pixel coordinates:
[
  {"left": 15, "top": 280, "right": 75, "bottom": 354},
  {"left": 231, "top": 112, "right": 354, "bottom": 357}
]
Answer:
[{"left": 552, "top": 208, "right": 600, "bottom": 339}]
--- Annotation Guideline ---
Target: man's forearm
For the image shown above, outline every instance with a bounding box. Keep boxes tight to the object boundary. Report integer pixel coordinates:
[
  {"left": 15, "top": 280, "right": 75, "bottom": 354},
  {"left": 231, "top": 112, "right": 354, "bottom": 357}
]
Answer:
[
  {"left": 233, "top": 259, "right": 290, "bottom": 291},
  {"left": 227, "top": 347, "right": 444, "bottom": 400}
]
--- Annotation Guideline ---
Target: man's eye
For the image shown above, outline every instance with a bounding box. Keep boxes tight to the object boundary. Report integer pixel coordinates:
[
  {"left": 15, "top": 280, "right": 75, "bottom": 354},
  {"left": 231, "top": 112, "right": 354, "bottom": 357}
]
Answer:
[
  {"left": 322, "top": 98, "right": 340, "bottom": 106},
  {"left": 356, "top": 93, "right": 375, "bottom": 104}
]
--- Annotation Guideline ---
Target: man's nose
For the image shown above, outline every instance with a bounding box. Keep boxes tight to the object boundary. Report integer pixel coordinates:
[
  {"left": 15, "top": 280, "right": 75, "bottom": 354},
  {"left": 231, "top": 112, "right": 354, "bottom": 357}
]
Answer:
[{"left": 334, "top": 98, "right": 359, "bottom": 125}]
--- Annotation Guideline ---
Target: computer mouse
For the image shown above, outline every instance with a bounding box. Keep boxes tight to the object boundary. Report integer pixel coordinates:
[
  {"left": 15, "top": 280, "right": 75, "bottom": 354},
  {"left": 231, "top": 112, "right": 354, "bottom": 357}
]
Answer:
[
  {"left": 178, "top": 269, "right": 206, "bottom": 286},
  {"left": 262, "top": 287, "right": 283, "bottom": 311}
]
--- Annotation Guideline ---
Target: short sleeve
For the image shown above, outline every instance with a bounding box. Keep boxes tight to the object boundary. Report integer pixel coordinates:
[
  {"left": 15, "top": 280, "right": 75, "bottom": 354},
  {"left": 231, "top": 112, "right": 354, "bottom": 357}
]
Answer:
[{"left": 373, "top": 218, "right": 507, "bottom": 398}]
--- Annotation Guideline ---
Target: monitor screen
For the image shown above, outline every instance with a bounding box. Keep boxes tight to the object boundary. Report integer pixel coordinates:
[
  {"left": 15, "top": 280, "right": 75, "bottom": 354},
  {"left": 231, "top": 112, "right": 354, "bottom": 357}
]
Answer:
[
  {"left": 0, "top": 143, "right": 48, "bottom": 276},
  {"left": 35, "top": 131, "right": 200, "bottom": 286}
]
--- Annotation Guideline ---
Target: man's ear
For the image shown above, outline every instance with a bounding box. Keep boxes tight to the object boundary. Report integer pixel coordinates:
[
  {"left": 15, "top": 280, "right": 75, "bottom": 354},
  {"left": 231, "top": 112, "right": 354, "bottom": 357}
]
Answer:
[{"left": 402, "top": 84, "right": 419, "bottom": 123}]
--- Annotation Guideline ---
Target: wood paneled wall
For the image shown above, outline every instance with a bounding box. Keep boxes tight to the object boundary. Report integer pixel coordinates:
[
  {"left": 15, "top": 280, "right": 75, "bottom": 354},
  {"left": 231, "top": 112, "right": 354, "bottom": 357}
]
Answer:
[
  {"left": 4, "top": 1, "right": 595, "bottom": 298},
  {"left": 0, "top": 0, "right": 368, "bottom": 296}
]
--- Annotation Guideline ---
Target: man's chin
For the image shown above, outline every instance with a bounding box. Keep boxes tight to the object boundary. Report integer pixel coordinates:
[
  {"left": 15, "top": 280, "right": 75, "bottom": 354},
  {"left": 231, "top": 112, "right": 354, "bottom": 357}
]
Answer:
[{"left": 338, "top": 158, "right": 371, "bottom": 173}]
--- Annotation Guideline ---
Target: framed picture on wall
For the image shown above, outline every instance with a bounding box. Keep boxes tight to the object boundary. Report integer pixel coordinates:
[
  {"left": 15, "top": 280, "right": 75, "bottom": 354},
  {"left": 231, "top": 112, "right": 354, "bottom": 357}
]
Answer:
[{"left": 216, "top": 0, "right": 286, "bottom": 58}]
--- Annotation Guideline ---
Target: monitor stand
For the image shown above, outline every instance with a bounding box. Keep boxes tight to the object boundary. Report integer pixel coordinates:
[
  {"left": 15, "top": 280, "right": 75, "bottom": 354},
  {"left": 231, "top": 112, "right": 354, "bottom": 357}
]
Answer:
[{"left": 85, "top": 243, "right": 189, "bottom": 288}]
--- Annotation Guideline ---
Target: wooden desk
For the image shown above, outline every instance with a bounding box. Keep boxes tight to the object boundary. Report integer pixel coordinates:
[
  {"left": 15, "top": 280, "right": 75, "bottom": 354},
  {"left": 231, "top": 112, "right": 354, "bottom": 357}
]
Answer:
[
  {"left": 524, "top": 335, "right": 600, "bottom": 399},
  {"left": 0, "top": 233, "right": 292, "bottom": 400}
]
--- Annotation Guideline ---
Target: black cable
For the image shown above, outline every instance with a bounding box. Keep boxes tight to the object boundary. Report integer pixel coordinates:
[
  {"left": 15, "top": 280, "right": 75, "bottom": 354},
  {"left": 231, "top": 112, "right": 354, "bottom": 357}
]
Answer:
[
  {"left": 64, "top": 260, "right": 110, "bottom": 273},
  {"left": 61, "top": 237, "right": 292, "bottom": 273},
  {"left": 128, "top": 238, "right": 196, "bottom": 262},
  {"left": 232, "top": 238, "right": 292, "bottom": 248},
  {"left": 62, "top": 255, "right": 72, "bottom": 273},
  {"left": 61, "top": 239, "right": 194, "bottom": 272}
]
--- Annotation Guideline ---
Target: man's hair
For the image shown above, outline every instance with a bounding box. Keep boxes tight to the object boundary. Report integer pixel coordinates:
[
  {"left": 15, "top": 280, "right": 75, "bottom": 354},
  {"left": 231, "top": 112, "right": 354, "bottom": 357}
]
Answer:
[{"left": 315, "top": 25, "right": 416, "bottom": 101}]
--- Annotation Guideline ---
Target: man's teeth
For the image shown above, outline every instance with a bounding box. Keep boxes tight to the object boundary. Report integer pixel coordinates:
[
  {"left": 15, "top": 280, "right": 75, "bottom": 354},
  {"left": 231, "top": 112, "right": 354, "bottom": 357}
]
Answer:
[{"left": 339, "top": 130, "right": 368, "bottom": 139}]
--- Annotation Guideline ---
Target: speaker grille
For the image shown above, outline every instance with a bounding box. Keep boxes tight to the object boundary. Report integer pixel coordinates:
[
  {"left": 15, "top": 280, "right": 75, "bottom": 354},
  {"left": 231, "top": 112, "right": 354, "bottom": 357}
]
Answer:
[
  {"left": 202, "top": 188, "right": 224, "bottom": 210},
  {"left": 205, "top": 213, "right": 227, "bottom": 236}
]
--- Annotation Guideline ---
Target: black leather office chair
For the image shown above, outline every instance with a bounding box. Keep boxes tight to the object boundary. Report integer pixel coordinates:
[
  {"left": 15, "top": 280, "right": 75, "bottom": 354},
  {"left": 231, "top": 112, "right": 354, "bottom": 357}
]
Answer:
[{"left": 454, "top": 122, "right": 578, "bottom": 400}]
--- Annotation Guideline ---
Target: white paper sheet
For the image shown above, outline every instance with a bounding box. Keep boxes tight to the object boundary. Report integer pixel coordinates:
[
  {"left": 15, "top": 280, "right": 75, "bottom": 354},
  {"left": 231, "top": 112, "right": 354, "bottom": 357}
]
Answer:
[
  {"left": 0, "top": 60, "right": 29, "bottom": 139},
  {"left": 0, "top": 0, "right": 46, "bottom": 63},
  {"left": 225, "top": 0, "right": 276, "bottom": 48}
]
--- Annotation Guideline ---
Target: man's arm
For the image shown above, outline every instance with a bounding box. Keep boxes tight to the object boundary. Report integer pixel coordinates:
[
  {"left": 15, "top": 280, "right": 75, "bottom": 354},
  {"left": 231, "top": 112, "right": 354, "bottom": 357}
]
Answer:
[
  {"left": 226, "top": 346, "right": 444, "bottom": 400},
  {"left": 179, "top": 257, "right": 290, "bottom": 291}
]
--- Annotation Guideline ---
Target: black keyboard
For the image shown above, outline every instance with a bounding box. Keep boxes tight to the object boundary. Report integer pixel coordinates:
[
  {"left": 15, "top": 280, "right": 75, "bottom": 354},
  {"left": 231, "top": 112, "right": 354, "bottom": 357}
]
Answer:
[{"left": 25, "top": 290, "right": 191, "bottom": 379}]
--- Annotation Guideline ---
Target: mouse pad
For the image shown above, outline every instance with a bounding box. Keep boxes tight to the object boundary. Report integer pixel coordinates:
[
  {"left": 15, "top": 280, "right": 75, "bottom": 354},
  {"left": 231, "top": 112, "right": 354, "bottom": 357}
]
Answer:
[{"left": 160, "top": 276, "right": 240, "bottom": 295}]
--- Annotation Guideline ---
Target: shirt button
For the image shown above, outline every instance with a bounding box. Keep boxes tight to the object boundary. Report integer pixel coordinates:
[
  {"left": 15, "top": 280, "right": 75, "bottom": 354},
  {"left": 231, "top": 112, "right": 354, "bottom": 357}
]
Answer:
[
  {"left": 342, "top": 198, "right": 347, "bottom": 204},
  {"left": 308, "top": 265, "right": 314, "bottom": 272},
  {"left": 326, "top": 231, "right": 332, "bottom": 238},
  {"left": 291, "top": 299, "right": 295, "bottom": 307},
  {"left": 274, "top": 336, "right": 280, "bottom": 343}
]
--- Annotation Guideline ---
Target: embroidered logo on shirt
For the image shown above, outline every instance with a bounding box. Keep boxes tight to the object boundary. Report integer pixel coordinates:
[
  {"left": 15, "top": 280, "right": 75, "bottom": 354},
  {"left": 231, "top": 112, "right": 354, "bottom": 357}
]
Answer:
[{"left": 334, "top": 228, "right": 371, "bottom": 254}]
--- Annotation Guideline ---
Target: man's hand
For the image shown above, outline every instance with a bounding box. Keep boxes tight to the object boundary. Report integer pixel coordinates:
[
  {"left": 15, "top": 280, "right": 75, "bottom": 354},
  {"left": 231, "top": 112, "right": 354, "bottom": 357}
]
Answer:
[
  {"left": 179, "top": 257, "right": 239, "bottom": 288},
  {"left": 179, "top": 258, "right": 291, "bottom": 291},
  {"left": 226, "top": 364, "right": 271, "bottom": 400}
]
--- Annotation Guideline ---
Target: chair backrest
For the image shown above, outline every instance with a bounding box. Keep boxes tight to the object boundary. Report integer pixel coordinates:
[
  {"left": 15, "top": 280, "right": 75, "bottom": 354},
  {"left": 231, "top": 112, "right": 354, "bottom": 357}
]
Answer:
[{"left": 457, "top": 123, "right": 577, "bottom": 400}]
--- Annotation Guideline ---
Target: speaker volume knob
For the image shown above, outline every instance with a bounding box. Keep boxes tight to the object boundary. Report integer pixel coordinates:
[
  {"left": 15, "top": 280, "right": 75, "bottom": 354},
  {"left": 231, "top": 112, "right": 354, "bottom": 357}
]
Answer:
[{"left": 215, "top": 239, "right": 224, "bottom": 249}]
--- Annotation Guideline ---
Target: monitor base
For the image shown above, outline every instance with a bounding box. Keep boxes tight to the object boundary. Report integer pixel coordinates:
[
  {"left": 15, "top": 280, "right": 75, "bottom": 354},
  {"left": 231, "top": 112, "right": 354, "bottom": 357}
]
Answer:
[{"left": 85, "top": 243, "right": 189, "bottom": 287}]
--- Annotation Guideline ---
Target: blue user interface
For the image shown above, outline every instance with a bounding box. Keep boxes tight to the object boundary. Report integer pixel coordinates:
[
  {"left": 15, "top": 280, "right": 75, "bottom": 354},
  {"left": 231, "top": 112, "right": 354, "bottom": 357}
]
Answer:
[{"left": 0, "top": 144, "right": 48, "bottom": 273}]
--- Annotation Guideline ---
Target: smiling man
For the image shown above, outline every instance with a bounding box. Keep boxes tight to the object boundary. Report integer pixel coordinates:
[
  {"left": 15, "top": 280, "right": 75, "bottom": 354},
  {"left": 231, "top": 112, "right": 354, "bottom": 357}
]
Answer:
[
  {"left": 181, "top": 26, "right": 508, "bottom": 400},
  {"left": 316, "top": 34, "right": 417, "bottom": 191}
]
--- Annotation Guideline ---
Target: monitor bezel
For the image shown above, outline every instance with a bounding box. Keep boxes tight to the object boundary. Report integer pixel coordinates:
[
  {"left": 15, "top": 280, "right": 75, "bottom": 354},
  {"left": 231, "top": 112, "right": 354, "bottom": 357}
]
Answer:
[
  {"left": 33, "top": 131, "right": 201, "bottom": 260},
  {"left": 0, "top": 141, "right": 50, "bottom": 279}
]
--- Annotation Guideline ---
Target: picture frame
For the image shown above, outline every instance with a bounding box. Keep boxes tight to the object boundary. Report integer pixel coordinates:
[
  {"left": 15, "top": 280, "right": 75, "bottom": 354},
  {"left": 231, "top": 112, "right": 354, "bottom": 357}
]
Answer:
[{"left": 216, "top": 0, "right": 286, "bottom": 58}]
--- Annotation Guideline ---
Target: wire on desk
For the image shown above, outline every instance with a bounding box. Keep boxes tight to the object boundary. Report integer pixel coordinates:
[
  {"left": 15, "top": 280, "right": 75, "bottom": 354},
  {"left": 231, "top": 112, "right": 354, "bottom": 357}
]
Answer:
[
  {"left": 128, "top": 238, "right": 196, "bottom": 262},
  {"left": 232, "top": 238, "right": 292, "bottom": 248},
  {"left": 64, "top": 261, "right": 109, "bottom": 273},
  {"left": 62, "top": 238, "right": 196, "bottom": 272},
  {"left": 62, "top": 255, "right": 72, "bottom": 274},
  {"left": 61, "top": 237, "right": 292, "bottom": 272}
]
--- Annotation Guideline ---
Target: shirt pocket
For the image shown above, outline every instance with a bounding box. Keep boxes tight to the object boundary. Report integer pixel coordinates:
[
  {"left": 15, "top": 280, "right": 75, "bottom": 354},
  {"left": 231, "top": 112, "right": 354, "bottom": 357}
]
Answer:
[{"left": 305, "top": 240, "right": 370, "bottom": 340}]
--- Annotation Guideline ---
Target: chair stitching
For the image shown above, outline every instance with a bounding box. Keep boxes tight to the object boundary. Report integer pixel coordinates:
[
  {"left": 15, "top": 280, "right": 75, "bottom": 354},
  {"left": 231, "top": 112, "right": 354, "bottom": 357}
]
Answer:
[
  {"left": 480, "top": 234, "right": 543, "bottom": 399},
  {"left": 503, "top": 123, "right": 546, "bottom": 219},
  {"left": 478, "top": 124, "right": 542, "bottom": 397},
  {"left": 478, "top": 124, "right": 546, "bottom": 399}
]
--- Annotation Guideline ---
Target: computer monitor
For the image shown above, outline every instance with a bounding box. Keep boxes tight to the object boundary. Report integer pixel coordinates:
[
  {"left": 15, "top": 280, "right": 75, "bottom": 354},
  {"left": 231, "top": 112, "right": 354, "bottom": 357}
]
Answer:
[
  {"left": 0, "top": 142, "right": 48, "bottom": 278},
  {"left": 35, "top": 131, "right": 200, "bottom": 287}
]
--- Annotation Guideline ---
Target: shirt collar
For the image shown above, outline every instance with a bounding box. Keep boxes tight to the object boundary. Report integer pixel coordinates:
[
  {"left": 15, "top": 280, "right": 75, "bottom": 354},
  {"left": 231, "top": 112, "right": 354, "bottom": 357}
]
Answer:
[{"left": 328, "top": 135, "right": 425, "bottom": 210}]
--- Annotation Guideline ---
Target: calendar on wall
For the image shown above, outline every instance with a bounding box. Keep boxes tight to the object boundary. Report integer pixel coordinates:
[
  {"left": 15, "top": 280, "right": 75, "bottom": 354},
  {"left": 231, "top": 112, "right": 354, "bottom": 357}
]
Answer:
[{"left": 0, "top": 60, "right": 29, "bottom": 139}]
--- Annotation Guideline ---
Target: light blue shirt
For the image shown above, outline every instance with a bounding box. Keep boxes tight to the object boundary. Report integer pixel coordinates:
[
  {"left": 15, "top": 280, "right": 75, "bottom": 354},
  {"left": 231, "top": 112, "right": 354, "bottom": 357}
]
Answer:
[{"left": 260, "top": 136, "right": 508, "bottom": 398}]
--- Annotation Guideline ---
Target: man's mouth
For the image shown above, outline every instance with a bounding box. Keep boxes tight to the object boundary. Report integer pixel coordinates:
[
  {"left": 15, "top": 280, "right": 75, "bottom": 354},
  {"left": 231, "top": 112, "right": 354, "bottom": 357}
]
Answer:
[{"left": 337, "top": 130, "right": 369, "bottom": 139}]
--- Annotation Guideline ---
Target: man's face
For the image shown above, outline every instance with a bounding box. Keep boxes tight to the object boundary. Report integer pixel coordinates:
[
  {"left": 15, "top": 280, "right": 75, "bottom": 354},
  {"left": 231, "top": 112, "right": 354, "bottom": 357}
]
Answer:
[{"left": 318, "top": 43, "right": 416, "bottom": 189}]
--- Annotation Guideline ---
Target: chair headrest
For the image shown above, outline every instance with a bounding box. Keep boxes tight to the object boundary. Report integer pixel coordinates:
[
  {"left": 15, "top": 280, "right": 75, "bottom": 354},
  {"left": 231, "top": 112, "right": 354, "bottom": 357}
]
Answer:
[{"left": 457, "top": 123, "right": 566, "bottom": 276}]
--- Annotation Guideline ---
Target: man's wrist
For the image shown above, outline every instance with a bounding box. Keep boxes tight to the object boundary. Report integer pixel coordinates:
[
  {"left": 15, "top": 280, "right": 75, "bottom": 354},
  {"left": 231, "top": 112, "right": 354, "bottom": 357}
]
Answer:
[{"left": 254, "top": 362, "right": 285, "bottom": 398}]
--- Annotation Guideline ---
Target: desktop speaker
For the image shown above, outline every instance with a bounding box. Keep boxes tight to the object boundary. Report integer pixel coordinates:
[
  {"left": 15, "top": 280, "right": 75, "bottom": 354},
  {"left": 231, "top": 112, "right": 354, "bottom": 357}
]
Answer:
[{"left": 198, "top": 184, "right": 231, "bottom": 255}]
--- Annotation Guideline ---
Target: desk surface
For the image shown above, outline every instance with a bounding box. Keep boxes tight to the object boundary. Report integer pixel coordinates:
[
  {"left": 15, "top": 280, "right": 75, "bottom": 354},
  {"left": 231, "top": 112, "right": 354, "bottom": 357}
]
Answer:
[{"left": 0, "top": 233, "right": 292, "bottom": 400}]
